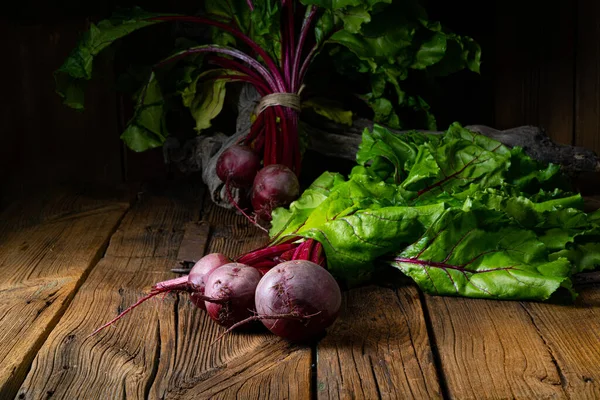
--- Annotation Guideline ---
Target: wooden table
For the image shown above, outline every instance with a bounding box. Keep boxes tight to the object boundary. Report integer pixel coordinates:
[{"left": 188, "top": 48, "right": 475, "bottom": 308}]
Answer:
[{"left": 1, "top": 182, "right": 599, "bottom": 399}]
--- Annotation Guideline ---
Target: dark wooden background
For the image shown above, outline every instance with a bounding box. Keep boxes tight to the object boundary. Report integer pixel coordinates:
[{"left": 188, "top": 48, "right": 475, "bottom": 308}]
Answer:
[{"left": 1, "top": 0, "right": 598, "bottom": 202}]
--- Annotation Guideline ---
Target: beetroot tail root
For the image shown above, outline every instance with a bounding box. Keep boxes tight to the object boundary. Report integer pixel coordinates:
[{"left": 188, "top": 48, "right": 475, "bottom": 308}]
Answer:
[
  {"left": 87, "top": 284, "right": 225, "bottom": 338},
  {"left": 210, "top": 311, "right": 323, "bottom": 346}
]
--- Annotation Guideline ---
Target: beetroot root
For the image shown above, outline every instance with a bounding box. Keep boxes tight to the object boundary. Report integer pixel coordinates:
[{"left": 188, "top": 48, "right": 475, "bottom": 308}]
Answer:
[
  {"left": 254, "top": 260, "right": 342, "bottom": 342},
  {"left": 204, "top": 262, "right": 263, "bottom": 328}
]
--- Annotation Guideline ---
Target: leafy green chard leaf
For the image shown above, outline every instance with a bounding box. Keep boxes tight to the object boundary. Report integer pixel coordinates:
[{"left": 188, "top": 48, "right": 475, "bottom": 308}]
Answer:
[
  {"left": 397, "top": 123, "right": 512, "bottom": 202},
  {"left": 55, "top": 7, "right": 174, "bottom": 110},
  {"left": 180, "top": 69, "right": 242, "bottom": 133},
  {"left": 272, "top": 171, "right": 446, "bottom": 286},
  {"left": 270, "top": 122, "right": 600, "bottom": 296},
  {"left": 205, "top": 0, "right": 252, "bottom": 32},
  {"left": 354, "top": 123, "right": 433, "bottom": 183},
  {"left": 391, "top": 207, "right": 575, "bottom": 301},
  {"left": 120, "top": 72, "right": 168, "bottom": 152}
]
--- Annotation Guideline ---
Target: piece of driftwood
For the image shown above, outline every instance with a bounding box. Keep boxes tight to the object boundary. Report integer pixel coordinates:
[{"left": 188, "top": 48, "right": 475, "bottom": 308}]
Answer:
[{"left": 163, "top": 84, "right": 600, "bottom": 209}]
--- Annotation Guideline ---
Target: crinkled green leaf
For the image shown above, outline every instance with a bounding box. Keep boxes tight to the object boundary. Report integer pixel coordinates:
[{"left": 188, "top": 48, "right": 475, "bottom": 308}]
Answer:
[
  {"left": 205, "top": 0, "right": 251, "bottom": 32},
  {"left": 355, "top": 123, "right": 431, "bottom": 183},
  {"left": 250, "top": 0, "right": 282, "bottom": 64},
  {"left": 270, "top": 122, "right": 600, "bottom": 299},
  {"left": 180, "top": 69, "right": 242, "bottom": 133},
  {"left": 272, "top": 171, "right": 446, "bottom": 286},
  {"left": 392, "top": 207, "right": 574, "bottom": 301},
  {"left": 309, "top": 0, "right": 481, "bottom": 130},
  {"left": 412, "top": 32, "right": 447, "bottom": 69},
  {"left": 205, "top": 0, "right": 281, "bottom": 64},
  {"left": 270, "top": 171, "right": 347, "bottom": 239}
]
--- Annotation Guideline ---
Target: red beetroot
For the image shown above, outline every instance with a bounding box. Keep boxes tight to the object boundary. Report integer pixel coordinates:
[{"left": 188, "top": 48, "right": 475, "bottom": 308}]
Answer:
[
  {"left": 214, "top": 259, "right": 341, "bottom": 344},
  {"left": 188, "top": 253, "right": 232, "bottom": 310},
  {"left": 216, "top": 144, "right": 261, "bottom": 188},
  {"left": 254, "top": 260, "right": 341, "bottom": 342},
  {"left": 251, "top": 164, "right": 300, "bottom": 221},
  {"left": 204, "top": 262, "right": 262, "bottom": 328}
]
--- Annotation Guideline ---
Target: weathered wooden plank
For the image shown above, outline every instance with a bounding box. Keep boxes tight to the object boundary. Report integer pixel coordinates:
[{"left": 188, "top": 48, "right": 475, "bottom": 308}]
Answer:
[
  {"left": 575, "top": 0, "right": 600, "bottom": 156},
  {"left": 520, "top": 285, "right": 600, "bottom": 398},
  {"left": 176, "top": 221, "right": 211, "bottom": 264},
  {"left": 16, "top": 184, "right": 203, "bottom": 400},
  {"left": 425, "top": 296, "right": 569, "bottom": 399},
  {"left": 316, "top": 285, "right": 442, "bottom": 399},
  {"left": 147, "top": 200, "right": 313, "bottom": 399},
  {"left": 0, "top": 187, "right": 130, "bottom": 399}
]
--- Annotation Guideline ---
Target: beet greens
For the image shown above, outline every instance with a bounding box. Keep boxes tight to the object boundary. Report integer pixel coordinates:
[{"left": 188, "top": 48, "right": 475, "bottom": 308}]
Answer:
[
  {"left": 55, "top": 1, "right": 481, "bottom": 216},
  {"left": 266, "top": 122, "right": 600, "bottom": 301}
]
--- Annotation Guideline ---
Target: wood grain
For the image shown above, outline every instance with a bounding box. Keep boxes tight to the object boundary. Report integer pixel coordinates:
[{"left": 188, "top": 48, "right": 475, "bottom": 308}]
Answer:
[
  {"left": 317, "top": 285, "right": 442, "bottom": 399},
  {"left": 147, "top": 200, "right": 313, "bottom": 399},
  {"left": 424, "top": 295, "right": 569, "bottom": 399},
  {"left": 0, "top": 187, "right": 130, "bottom": 399},
  {"left": 16, "top": 184, "right": 203, "bottom": 400},
  {"left": 521, "top": 285, "right": 600, "bottom": 398}
]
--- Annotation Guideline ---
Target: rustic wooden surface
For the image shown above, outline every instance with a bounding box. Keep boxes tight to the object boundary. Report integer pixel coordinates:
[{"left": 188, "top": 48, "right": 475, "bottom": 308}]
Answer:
[
  {"left": 0, "top": 186, "right": 131, "bottom": 399},
  {"left": 316, "top": 285, "right": 443, "bottom": 399},
  {"left": 1, "top": 183, "right": 598, "bottom": 399}
]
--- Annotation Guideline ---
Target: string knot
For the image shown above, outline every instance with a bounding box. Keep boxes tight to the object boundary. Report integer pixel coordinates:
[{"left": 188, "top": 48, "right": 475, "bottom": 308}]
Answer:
[{"left": 254, "top": 86, "right": 305, "bottom": 116}]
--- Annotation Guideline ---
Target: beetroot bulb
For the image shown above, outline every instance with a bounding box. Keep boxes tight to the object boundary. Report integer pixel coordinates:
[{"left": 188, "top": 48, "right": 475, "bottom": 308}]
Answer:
[
  {"left": 251, "top": 164, "right": 300, "bottom": 221},
  {"left": 216, "top": 144, "right": 261, "bottom": 189},
  {"left": 214, "top": 259, "right": 342, "bottom": 343},
  {"left": 254, "top": 260, "right": 342, "bottom": 342},
  {"left": 203, "top": 263, "right": 263, "bottom": 328},
  {"left": 187, "top": 253, "right": 232, "bottom": 310}
]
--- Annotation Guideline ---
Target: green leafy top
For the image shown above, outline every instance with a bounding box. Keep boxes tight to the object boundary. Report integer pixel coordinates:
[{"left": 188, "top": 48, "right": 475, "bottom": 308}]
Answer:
[
  {"left": 303, "top": 0, "right": 481, "bottom": 129},
  {"left": 269, "top": 123, "right": 600, "bottom": 301},
  {"left": 55, "top": 0, "right": 481, "bottom": 152}
]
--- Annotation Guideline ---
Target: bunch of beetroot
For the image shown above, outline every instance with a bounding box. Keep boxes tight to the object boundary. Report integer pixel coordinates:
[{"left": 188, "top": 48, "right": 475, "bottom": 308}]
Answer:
[
  {"left": 150, "top": 1, "right": 324, "bottom": 222},
  {"left": 90, "top": 239, "right": 341, "bottom": 343}
]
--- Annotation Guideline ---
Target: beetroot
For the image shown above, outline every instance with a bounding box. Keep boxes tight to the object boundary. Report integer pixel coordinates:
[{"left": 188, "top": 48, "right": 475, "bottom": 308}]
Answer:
[
  {"left": 188, "top": 253, "right": 232, "bottom": 310},
  {"left": 251, "top": 164, "right": 300, "bottom": 221},
  {"left": 216, "top": 144, "right": 261, "bottom": 188},
  {"left": 204, "top": 262, "right": 262, "bottom": 328},
  {"left": 254, "top": 260, "right": 341, "bottom": 342}
]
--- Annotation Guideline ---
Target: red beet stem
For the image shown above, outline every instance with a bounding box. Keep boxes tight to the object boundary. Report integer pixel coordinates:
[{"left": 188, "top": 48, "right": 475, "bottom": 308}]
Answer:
[
  {"left": 236, "top": 242, "right": 297, "bottom": 265},
  {"left": 152, "top": 276, "right": 189, "bottom": 291}
]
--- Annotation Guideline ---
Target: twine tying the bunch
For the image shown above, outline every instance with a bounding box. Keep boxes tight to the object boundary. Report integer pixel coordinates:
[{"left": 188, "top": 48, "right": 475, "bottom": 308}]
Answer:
[{"left": 253, "top": 85, "right": 305, "bottom": 116}]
